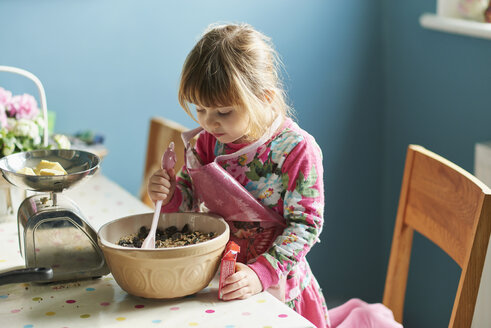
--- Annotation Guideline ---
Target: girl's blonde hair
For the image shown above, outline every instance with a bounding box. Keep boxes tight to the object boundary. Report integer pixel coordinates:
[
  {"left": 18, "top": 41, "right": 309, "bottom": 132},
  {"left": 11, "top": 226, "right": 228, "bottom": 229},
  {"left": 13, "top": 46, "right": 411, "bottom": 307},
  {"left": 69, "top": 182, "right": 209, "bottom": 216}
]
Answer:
[{"left": 178, "top": 23, "right": 292, "bottom": 140}]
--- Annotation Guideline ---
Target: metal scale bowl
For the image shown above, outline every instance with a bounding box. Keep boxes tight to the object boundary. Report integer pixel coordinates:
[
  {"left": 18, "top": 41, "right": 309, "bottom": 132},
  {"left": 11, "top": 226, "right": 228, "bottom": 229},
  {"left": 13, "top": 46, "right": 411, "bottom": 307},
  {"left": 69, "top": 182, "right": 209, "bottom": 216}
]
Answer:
[{"left": 0, "top": 149, "right": 109, "bottom": 283}]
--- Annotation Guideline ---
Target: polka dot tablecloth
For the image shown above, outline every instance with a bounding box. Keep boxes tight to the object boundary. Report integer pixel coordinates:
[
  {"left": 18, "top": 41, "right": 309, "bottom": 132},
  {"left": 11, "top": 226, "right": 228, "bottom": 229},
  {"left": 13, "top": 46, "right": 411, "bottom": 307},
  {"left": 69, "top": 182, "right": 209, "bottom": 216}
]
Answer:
[{"left": 0, "top": 174, "right": 315, "bottom": 328}]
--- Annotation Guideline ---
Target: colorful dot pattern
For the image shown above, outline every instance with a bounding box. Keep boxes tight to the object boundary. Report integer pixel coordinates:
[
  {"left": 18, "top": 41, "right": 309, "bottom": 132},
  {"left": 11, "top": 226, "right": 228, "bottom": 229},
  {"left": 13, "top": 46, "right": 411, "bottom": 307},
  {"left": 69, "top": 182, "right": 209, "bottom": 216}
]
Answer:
[
  {"left": 2, "top": 281, "right": 309, "bottom": 327},
  {"left": 0, "top": 175, "right": 313, "bottom": 327}
]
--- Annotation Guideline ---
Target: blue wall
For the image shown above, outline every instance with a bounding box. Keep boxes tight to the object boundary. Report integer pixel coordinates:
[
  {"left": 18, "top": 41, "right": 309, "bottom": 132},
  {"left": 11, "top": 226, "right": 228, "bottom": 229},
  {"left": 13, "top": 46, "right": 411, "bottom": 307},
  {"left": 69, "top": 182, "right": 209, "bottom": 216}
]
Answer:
[
  {"left": 383, "top": 1, "right": 491, "bottom": 327},
  {"left": 8, "top": 0, "right": 489, "bottom": 327}
]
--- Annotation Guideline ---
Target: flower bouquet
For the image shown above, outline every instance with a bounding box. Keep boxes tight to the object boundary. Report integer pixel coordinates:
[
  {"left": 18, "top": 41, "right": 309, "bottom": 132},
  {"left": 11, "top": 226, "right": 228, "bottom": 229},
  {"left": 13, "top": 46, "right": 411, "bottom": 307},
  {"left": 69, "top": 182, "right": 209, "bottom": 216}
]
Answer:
[
  {"left": 0, "top": 87, "right": 49, "bottom": 157},
  {"left": 0, "top": 86, "right": 71, "bottom": 158}
]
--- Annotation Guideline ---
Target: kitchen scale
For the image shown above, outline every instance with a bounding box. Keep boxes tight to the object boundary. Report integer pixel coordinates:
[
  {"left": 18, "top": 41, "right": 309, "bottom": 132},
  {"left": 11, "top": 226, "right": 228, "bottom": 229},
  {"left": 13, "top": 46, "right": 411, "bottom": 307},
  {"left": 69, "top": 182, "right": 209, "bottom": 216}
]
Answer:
[{"left": 0, "top": 149, "right": 109, "bottom": 283}]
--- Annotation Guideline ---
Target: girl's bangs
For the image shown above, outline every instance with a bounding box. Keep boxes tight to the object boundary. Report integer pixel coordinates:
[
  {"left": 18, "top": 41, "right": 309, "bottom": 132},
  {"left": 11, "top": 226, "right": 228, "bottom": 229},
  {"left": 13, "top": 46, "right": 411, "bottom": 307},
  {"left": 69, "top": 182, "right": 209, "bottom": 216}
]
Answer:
[{"left": 181, "top": 69, "right": 242, "bottom": 110}]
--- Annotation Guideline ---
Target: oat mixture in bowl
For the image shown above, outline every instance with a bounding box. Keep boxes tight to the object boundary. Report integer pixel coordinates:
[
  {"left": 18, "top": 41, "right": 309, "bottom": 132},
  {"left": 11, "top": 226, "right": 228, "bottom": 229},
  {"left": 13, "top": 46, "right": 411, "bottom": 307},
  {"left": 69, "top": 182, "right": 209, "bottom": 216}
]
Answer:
[{"left": 118, "top": 224, "right": 216, "bottom": 248}]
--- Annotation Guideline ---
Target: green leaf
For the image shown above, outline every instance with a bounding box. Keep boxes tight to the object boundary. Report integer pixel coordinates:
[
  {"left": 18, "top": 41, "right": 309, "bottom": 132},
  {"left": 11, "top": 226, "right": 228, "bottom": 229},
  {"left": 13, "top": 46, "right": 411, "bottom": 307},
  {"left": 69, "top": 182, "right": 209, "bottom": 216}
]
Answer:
[
  {"left": 304, "top": 165, "right": 318, "bottom": 187},
  {"left": 295, "top": 166, "right": 319, "bottom": 198},
  {"left": 245, "top": 158, "right": 262, "bottom": 181},
  {"left": 300, "top": 188, "right": 319, "bottom": 198},
  {"left": 281, "top": 172, "right": 289, "bottom": 190}
]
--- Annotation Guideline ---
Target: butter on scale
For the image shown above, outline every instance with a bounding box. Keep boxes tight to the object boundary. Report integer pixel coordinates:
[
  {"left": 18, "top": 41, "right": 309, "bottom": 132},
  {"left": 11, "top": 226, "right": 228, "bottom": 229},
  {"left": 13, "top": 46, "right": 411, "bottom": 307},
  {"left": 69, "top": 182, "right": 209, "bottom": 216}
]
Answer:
[{"left": 17, "top": 160, "right": 68, "bottom": 176}]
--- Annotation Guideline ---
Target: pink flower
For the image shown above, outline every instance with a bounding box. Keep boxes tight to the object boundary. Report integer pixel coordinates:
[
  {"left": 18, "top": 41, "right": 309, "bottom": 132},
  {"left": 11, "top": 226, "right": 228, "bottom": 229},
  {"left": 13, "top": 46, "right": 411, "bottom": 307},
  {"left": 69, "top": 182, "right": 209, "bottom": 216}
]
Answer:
[
  {"left": 0, "top": 88, "right": 11, "bottom": 128},
  {"left": 0, "top": 87, "right": 12, "bottom": 106},
  {"left": 225, "top": 159, "right": 250, "bottom": 185},
  {"left": 6, "top": 93, "right": 39, "bottom": 120}
]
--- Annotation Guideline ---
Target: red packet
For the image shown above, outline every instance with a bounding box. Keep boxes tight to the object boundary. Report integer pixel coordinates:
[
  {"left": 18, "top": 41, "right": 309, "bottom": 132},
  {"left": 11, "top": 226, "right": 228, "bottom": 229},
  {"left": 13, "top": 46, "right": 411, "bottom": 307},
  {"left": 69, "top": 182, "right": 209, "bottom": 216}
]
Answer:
[{"left": 218, "top": 241, "right": 240, "bottom": 300}]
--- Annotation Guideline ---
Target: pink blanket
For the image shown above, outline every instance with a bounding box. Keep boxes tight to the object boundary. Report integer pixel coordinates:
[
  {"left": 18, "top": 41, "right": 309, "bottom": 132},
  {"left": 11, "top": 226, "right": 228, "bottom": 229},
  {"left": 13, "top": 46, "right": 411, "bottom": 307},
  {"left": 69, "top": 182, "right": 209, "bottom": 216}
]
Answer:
[{"left": 328, "top": 298, "right": 403, "bottom": 328}]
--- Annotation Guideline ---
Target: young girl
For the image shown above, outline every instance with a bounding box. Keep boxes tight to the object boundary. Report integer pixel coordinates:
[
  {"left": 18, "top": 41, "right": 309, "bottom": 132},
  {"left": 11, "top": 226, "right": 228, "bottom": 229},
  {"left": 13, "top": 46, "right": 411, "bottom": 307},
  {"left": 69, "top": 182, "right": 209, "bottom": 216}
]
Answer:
[
  {"left": 148, "top": 23, "right": 404, "bottom": 328},
  {"left": 148, "top": 23, "right": 329, "bottom": 327}
]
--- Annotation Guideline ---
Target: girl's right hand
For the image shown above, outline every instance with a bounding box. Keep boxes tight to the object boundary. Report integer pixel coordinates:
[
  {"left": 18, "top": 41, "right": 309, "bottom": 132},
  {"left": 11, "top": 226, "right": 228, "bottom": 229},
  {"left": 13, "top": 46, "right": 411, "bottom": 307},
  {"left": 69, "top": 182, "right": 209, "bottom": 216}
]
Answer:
[{"left": 147, "top": 168, "right": 176, "bottom": 205}]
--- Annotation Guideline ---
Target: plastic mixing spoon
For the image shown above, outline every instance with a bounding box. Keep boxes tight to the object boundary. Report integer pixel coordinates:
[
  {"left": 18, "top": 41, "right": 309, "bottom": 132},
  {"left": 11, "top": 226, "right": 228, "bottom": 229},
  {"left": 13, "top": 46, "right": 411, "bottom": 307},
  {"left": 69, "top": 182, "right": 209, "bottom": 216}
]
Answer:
[{"left": 141, "top": 142, "right": 177, "bottom": 249}]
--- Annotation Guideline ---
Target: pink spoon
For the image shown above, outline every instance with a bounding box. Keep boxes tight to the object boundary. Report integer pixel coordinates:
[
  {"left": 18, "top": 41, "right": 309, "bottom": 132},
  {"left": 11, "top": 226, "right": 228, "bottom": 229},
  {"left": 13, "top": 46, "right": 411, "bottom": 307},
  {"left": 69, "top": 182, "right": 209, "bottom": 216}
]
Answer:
[{"left": 141, "top": 142, "right": 177, "bottom": 249}]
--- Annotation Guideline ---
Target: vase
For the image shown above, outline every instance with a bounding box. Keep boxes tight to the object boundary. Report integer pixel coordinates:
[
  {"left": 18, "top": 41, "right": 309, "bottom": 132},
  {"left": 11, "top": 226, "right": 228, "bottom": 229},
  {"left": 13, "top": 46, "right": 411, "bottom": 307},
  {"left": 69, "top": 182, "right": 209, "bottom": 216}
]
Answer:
[
  {"left": 485, "top": 0, "right": 491, "bottom": 22},
  {"left": 457, "top": 0, "right": 488, "bottom": 21}
]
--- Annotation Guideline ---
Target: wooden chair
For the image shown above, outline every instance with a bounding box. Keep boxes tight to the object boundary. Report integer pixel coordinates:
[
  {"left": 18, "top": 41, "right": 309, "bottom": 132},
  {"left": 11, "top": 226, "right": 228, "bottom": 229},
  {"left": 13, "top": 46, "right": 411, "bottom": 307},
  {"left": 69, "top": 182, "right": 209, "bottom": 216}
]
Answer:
[
  {"left": 383, "top": 145, "right": 491, "bottom": 327},
  {"left": 140, "top": 117, "right": 191, "bottom": 208}
]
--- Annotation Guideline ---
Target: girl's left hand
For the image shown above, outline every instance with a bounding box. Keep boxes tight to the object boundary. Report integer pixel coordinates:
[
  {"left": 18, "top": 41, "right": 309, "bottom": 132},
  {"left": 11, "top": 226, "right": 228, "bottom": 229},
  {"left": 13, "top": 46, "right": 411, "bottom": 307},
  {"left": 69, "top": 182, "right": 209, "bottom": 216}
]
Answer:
[{"left": 220, "top": 263, "right": 263, "bottom": 300}]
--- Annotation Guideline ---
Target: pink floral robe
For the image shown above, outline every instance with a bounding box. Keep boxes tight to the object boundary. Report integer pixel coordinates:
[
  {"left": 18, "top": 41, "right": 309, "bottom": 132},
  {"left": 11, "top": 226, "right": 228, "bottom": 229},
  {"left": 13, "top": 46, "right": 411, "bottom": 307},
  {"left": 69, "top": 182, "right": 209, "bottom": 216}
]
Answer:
[{"left": 162, "top": 118, "right": 329, "bottom": 327}]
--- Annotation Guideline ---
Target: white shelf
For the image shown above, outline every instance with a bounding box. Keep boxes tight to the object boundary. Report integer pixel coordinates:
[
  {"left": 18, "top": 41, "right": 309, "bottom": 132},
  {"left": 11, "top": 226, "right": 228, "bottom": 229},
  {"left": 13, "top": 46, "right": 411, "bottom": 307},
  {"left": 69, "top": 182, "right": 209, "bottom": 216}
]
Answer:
[{"left": 420, "top": 13, "right": 491, "bottom": 40}]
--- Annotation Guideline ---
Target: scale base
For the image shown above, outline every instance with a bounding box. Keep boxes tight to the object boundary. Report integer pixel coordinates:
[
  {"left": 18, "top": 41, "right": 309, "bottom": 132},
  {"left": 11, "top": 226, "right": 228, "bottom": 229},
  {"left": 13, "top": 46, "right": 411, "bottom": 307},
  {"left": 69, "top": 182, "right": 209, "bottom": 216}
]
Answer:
[{"left": 17, "top": 193, "right": 109, "bottom": 282}]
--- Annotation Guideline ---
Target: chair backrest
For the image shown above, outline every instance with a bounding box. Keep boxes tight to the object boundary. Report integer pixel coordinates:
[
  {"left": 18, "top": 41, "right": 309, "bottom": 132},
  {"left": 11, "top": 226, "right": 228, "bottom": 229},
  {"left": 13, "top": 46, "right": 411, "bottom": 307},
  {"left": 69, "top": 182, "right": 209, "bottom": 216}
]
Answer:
[
  {"left": 140, "top": 117, "right": 191, "bottom": 208},
  {"left": 383, "top": 145, "right": 491, "bottom": 328}
]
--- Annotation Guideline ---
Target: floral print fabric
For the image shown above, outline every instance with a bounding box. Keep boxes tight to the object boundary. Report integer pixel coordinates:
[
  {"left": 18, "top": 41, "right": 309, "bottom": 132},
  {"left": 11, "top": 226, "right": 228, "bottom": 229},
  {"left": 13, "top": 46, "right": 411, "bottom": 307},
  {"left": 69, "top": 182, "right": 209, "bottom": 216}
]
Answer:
[{"left": 163, "top": 118, "right": 329, "bottom": 327}]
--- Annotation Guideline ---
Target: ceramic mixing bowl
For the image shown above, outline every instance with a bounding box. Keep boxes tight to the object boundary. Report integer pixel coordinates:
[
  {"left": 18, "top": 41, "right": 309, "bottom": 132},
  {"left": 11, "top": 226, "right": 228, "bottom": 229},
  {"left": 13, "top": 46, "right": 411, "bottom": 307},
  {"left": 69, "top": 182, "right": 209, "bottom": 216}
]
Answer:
[{"left": 97, "top": 212, "right": 229, "bottom": 299}]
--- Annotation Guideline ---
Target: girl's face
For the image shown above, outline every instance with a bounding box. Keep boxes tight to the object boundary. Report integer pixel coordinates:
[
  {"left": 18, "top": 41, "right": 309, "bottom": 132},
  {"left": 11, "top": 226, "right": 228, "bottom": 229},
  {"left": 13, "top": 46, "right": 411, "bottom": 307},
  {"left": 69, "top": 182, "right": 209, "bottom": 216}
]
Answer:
[{"left": 195, "top": 105, "right": 250, "bottom": 144}]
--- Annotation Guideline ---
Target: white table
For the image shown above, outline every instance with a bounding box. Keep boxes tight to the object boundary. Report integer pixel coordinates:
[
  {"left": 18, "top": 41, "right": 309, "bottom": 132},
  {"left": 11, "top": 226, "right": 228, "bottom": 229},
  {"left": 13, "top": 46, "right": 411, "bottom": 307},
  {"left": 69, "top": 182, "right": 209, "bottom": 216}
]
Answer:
[{"left": 0, "top": 174, "right": 315, "bottom": 328}]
